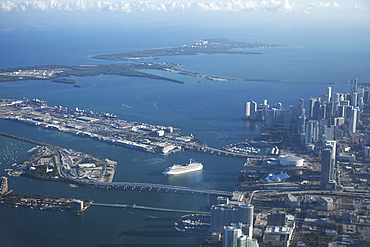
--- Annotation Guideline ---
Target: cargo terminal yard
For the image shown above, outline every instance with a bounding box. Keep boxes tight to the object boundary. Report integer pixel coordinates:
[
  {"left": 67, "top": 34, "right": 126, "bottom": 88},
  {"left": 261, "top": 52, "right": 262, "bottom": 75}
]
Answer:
[{"left": 0, "top": 98, "right": 202, "bottom": 155}]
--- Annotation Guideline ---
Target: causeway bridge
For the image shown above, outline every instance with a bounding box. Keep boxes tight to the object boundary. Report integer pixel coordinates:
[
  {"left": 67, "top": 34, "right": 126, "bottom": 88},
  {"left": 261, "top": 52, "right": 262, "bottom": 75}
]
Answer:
[
  {"left": 91, "top": 202, "right": 210, "bottom": 215},
  {"left": 1, "top": 131, "right": 234, "bottom": 197},
  {"left": 82, "top": 181, "right": 233, "bottom": 196}
]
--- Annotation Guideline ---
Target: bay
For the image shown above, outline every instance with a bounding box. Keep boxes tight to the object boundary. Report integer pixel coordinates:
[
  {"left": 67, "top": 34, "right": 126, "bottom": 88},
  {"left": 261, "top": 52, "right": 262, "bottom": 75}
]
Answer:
[{"left": 0, "top": 15, "right": 369, "bottom": 246}]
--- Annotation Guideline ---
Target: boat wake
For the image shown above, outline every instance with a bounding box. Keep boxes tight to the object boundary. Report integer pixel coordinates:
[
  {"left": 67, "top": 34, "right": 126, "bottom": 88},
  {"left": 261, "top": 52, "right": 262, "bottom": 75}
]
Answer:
[{"left": 122, "top": 104, "right": 132, "bottom": 109}]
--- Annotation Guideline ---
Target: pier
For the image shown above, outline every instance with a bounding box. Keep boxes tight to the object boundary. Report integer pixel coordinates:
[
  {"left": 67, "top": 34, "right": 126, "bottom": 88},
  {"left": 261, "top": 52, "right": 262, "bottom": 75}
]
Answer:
[{"left": 91, "top": 203, "right": 210, "bottom": 215}]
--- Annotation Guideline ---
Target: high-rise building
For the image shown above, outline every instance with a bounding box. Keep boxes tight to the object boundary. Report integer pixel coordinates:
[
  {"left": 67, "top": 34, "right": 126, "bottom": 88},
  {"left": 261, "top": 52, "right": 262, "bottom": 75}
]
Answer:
[
  {"left": 349, "top": 107, "right": 359, "bottom": 133},
  {"left": 250, "top": 101, "right": 257, "bottom": 120},
  {"left": 297, "top": 98, "right": 304, "bottom": 116},
  {"left": 245, "top": 101, "right": 257, "bottom": 119},
  {"left": 239, "top": 204, "right": 254, "bottom": 238},
  {"left": 223, "top": 226, "right": 243, "bottom": 247},
  {"left": 0, "top": 176, "right": 8, "bottom": 195},
  {"left": 264, "top": 108, "right": 276, "bottom": 129},
  {"left": 312, "top": 100, "right": 321, "bottom": 120},
  {"left": 351, "top": 78, "right": 358, "bottom": 94},
  {"left": 305, "top": 120, "right": 319, "bottom": 145},
  {"left": 325, "top": 101, "right": 335, "bottom": 125},
  {"left": 211, "top": 203, "right": 254, "bottom": 234},
  {"left": 323, "top": 125, "right": 335, "bottom": 142},
  {"left": 298, "top": 115, "right": 306, "bottom": 135},
  {"left": 237, "top": 235, "right": 247, "bottom": 247},
  {"left": 321, "top": 140, "right": 337, "bottom": 190},
  {"left": 308, "top": 97, "right": 320, "bottom": 119},
  {"left": 70, "top": 200, "right": 84, "bottom": 211},
  {"left": 327, "top": 87, "right": 332, "bottom": 102},
  {"left": 245, "top": 102, "right": 251, "bottom": 118},
  {"left": 211, "top": 204, "right": 240, "bottom": 233},
  {"left": 351, "top": 92, "right": 358, "bottom": 107},
  {"left": 365, "top": 146, "right": 370, "bottom": 158}
]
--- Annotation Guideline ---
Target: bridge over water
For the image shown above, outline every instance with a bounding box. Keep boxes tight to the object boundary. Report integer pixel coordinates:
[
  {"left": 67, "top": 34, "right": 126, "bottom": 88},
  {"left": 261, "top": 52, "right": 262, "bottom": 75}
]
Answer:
[
  {"left": 91, "top": 202, "right": 210, "bottom": 215},
  {"left": 1, "top": 131, "right": 234, "bottom": 197},
  {"left": 83, "top": 181, "right": 233, "bottom": 196}
]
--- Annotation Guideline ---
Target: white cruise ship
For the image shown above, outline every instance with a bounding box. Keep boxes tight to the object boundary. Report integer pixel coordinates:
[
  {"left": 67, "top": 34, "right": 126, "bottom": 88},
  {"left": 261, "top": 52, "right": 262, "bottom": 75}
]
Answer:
[{"left": 162, "top": 159, "right": 203, "bottom": 175}]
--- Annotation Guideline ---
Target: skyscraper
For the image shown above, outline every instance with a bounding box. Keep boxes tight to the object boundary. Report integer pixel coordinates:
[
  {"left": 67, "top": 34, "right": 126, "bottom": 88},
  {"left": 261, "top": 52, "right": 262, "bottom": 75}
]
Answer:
[
  {"left": 264, "top": 108, "right": 276, "bottom": 129},
  {"left": 239, "top": 204, "right": 254, "bottom": 238},
  {"left": 305, "top": 120, "right": 319, "bottom": 145},
  {"left": 245, "top": 101, "right": 257, "bottom": 119},
  {"left": 245, "top": 102, "right": 251, "bottom": 118},
  {"left": 321, "top": 140, "right": 337, "bottom": 190},
  {"left": 211, "top": 203, "right": 254, "bottom": 235},
  {"left": 349, "top": 107, "right": 359, "bottom": 133},
  {"left": 297, "top": 98, "right": 304, "bottom": 116},
  {"left": 327, "top": 86, "right": 332, "bottom": 102},
  {"left": 351, "top": 78, "right": 358, "bottom": 94},
  {"left": 250, "top": 101, "right": 257, "bottom": 120},
  {"left": 223, "top": 226, "right": 243, "bottom": 247}
]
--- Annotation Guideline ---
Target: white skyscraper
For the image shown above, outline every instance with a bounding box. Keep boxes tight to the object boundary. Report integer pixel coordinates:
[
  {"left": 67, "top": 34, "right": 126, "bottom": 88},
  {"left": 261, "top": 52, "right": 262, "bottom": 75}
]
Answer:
[
  {"left": 349, "top": 107, "right": 358, "bottom": 133},
  {"left": 245, "top": 102, "right": 251, "bottom": 118},
  {"left": 245, "top": 101, "right": 257, "bottom": 119},
  {"left": 327, "top": 86, "right": 332, "bottom": 102}
]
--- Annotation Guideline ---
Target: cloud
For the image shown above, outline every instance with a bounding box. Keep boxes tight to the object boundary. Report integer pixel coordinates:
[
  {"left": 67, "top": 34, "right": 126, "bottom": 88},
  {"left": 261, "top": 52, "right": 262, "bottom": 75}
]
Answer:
[{"left": 0, "top": 0, "right": 350, "bottom": 13}]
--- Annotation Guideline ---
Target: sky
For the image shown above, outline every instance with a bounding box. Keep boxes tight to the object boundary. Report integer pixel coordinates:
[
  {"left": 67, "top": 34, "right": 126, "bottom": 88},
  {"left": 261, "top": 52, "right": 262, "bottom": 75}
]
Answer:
[
  {"left": 0, "top": 0, "right": 369, "bottom": 13},
  {"left": 0, "top": 0, "right": 368, "bottom": 36}
]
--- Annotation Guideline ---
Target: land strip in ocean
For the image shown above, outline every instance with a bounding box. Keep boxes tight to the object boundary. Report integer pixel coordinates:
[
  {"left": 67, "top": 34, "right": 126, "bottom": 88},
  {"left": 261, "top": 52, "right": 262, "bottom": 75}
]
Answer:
[
  {"left": 0, "top": 38, "right": 357, "bottom": 85},
  {"left": 91, "top": 38, "right": 275, "bottom": 61}
]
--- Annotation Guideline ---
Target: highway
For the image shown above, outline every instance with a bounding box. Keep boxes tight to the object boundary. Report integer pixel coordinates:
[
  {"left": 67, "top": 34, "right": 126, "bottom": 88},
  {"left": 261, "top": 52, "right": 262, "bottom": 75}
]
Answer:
[
  {"left": 247, "top": 189, "right": 370, "bottom": 203},
  {"left": 91, "top": 203, "right": 210, "bottom": 215},
  {"left": 81, "top": 180, "right": 233, "bottom": 196}
]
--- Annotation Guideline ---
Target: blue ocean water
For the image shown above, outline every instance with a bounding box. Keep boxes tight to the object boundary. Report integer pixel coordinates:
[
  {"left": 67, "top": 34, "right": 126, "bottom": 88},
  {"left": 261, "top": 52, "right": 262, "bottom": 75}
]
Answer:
[{"left": 0, "top": 14, "right": 369, "bottom": 246}]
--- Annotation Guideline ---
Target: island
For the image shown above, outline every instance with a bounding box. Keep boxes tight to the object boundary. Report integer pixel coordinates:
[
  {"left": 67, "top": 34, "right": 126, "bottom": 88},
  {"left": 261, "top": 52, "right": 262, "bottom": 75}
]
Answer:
[
  {"left": 8, "top": 145, "right": 117, "bottom": 184},
  {"left": 0, "top": 98, "right": 204, "bottom": 155},
  {"left": 91, "top": 38, "right": 277, "bottom": 61},
  {"left": 0, "top": 39, "right": 283, "bottom": 84},
  {"left": 0, "top": 63, "right": 185, "bottom": 84},
  {"left": 0, "top": 192, "right": 92, "bottom": 212}
]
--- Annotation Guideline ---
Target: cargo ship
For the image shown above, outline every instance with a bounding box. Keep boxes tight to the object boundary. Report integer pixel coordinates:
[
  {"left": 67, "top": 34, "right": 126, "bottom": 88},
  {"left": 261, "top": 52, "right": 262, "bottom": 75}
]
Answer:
[{"left": 162, "top": 159, "right": 203, "bottom": 175}]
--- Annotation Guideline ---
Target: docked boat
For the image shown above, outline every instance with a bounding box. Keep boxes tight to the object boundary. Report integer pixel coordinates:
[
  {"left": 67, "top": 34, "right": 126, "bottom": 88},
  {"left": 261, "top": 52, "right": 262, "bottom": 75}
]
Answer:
[{"left": 162, "top": 159, "right": 203, "bottom": 175}]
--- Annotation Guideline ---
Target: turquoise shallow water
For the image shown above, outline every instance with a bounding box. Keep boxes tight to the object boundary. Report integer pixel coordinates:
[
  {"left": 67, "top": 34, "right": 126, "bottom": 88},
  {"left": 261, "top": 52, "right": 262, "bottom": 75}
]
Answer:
[{"left": 0, "top": 17, "right": 369, "bottom": 246}]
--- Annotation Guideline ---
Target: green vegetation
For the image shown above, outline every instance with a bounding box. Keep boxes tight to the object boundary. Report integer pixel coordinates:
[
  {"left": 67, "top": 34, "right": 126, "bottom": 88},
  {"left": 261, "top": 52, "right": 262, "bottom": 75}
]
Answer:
[
  {"left": 23, "top": 164, "right": 65, "bottom": 182},
  {"left": 342, "top": 197, "right": 354, "bottom": 204},
  {"left": 301, "top": 225, "right": 342, "bottom": 247}
]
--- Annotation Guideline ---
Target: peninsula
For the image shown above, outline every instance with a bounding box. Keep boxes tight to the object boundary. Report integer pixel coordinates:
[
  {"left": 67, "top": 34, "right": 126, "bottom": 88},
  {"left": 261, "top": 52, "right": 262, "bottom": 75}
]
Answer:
[{"left": 91, "top": 38, "right": 276, "bottom": 61}]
